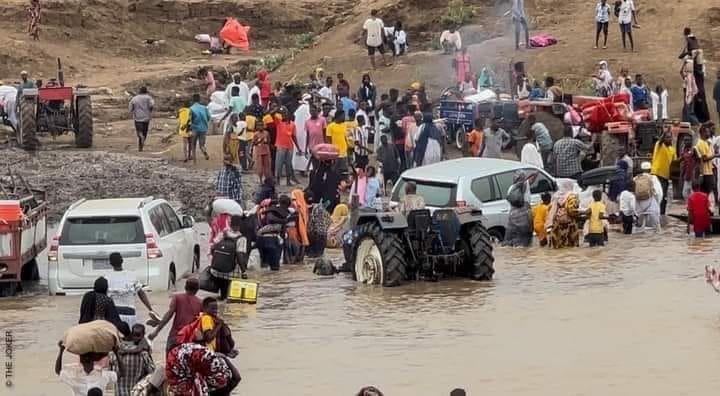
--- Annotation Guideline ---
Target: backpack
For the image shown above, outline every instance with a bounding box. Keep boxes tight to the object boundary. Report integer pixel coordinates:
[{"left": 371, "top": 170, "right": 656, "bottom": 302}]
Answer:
[
  {"left": 634, "top": 174, "right": 654, "bottom": 200},
  {"left": 176, "top": 317, "right": 202, "bottom": 344},
  {"left": 613, "top": 1, "right": 621, "bottom": 17},
  {"left": 215, "top": 322, "right": 235, "bottom": 354},
  {"left": 211, "top": 236, "right": 237, "bottom": 273}
]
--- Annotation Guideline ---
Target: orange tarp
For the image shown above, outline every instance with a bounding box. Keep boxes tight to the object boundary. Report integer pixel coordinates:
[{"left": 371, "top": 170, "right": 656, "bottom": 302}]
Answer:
[{"left": 220, "top": 18, "right": 250, "bottom": 51}]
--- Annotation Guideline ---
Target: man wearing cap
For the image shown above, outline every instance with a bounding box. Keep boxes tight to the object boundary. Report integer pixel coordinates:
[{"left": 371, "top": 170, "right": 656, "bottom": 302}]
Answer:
[
  {"left": 215, "top": 153, "right": 243, "bottom": 202},
  {"left": 633, "top": 161, "right": 663, "bottom": 232},
  {"left": 224, "top": 72, "right": 250, "bottom": 104},
  {"left": 16, "top": 71, "right": 35, "bottom": 103}
]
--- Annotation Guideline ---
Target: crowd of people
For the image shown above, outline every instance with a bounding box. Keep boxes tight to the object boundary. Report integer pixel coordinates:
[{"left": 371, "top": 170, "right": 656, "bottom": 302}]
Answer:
[{"left": 56, "top": 251, "right": 243, "bottom": 396}]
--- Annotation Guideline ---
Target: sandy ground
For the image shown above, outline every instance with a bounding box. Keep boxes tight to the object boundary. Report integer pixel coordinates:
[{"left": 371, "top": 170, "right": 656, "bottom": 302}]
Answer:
[{"left": 0, "top": 0, "right": 716, "bottom": 218}]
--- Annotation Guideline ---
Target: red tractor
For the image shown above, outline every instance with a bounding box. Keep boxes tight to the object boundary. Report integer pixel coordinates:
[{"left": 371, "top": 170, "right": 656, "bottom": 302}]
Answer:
[{"left": 16, "top": 58, "right": 93, "bottom": 150}]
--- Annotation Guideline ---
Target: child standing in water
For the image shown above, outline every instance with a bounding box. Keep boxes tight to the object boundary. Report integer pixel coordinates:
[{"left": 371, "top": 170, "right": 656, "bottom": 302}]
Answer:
[
  {"left": 587, "top": 189, "right": 607, "bottom": 247},
  {"left": 618, "top": 181, "right": 637, "bottom": 234},
  {"left": 533, "top": 192, "right": 552, "bottom": 246}
]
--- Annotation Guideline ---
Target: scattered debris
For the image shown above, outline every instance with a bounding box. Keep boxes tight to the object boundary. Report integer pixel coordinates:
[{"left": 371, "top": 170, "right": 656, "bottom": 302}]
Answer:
[{"left": 0, "top": 149, "right": 252, "bottom": 222}]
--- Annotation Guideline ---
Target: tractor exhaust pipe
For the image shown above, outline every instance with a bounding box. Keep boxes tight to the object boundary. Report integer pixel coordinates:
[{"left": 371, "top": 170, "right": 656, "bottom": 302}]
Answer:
[{"left": 57, "top": 58, "right": 64, "bottom": 87}]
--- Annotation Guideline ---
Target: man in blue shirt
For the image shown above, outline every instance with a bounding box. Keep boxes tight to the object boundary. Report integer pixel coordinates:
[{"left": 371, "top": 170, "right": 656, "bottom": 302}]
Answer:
[
  {"left": 339, "top": 93, "right": 357, "bottom": 113},
  {"left": 630, "top": 74, "right": 650, "bottom": 110},
  {"left": 188, "top": 94, "right": 211, "bottom": 163}
]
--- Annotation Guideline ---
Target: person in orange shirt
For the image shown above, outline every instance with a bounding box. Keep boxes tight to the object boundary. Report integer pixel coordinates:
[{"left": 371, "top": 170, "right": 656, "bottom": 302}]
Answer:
[
  {"left": 532, "top": 192, "right": 552, "bottom": 246},
  {"left": 466, "top": 118, "right": 485, "bottom": 157}
]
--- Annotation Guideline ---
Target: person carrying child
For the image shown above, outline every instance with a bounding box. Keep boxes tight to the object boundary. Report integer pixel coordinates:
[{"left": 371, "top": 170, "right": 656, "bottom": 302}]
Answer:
[
  {"left": 687, "top": 181, "right": 711, "bottom": 238},
  {"left": 586, "top": 189, "right": 608, "bottom": 246},
  {"left": 533, "top": 192, "right": 552, "bottom": 246}
]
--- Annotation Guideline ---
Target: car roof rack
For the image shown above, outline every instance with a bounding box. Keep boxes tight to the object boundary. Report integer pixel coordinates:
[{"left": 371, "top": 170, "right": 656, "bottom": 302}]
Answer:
[{"left": 138, "top": 196, "right": 154, "bottom": 208}]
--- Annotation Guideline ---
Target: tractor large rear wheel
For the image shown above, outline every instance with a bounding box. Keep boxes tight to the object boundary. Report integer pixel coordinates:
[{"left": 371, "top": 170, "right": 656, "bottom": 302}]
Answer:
[
  {"left": 75, "top": 96, "right": 93, "bottom": 148},
  {"left": 18, "top": 99, "right": 38, "bottom": 151},
  {"left": 353, "top": 222, "right": 407, "bottom": 287},
  {"left": 460, "top": 223, "right": 495, "bottom": 280}
]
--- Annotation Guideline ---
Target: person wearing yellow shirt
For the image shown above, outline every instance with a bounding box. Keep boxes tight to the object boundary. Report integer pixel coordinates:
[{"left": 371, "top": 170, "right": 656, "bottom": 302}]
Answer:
[
  {"left": 199, "top": 297, "right": 222, "bottom": 352},
  {"left": 345, "top": 108, "right": 359, "bottom": 160},
  {"left": 586, "top": 190, "right": 607, "bottom": 247},
  {"left": 650, "top": 130, "right": 676, "bottom": 214},
  {"left": 239, "top": 113, "right": 256, "bottom": 171},
  {"left": 695, "top": 124, "right": 717, "bottom": 206},
  {"left": 532, "top": 192, "right": 552, "bottom": 246},
  {"left": 177, "top": 104, "right": 192, "bottom": 162},
  {"left": 326, "top": 110, "right": 349, "bottom": 173}
]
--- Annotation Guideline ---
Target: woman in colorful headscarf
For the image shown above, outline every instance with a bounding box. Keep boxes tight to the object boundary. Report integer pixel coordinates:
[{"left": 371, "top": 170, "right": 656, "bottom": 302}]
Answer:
[
  {"left": 477, "top": 67, "right": 493, "bottom": 88},
  {"left": 256, "top": 69, "right": 272, "bottom": 106},
  {"left": 593, "top": 60, "right": 613, "bottom": 97},
  {"left": 307, "top": 199, "right": 333, "bottom": 257},
  {"left": 546, "top": 178, "right": 581, "bottom": 248},
  {"left": 327, "top": 204, "right": 350, "bottom": 248},
  {"left": 166, "top": 343, "right": 239, "bottom": 396},
  {"left": 289, "top": 189, "right": 310, "bottom": 247},
  {"left": 502, "top": 170, "right": 533, "bottom": 247}
]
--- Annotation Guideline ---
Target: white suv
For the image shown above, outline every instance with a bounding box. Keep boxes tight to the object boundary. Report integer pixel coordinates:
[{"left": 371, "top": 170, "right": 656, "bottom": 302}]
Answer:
[
  {"left": 391, "top": 158, "right": 562, "bottom": 242},
  {"left": 48, "top": 197, "right": 200, "bottom": 295}
]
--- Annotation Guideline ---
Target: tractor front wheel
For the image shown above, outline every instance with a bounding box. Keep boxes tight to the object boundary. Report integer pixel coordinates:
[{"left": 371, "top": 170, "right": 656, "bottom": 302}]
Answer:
[
  {"left": 18, "top": 99, "right": 38, "bottom": 151},
  {"left": 460, "top": 223, "right": 495, "bottom": 280},
  {"left": 75, "top": 96, "right": 93, "bottom": 148},
  {"left": 454, "top": 126, "right": 466, "bottom": 151},
  {"left": 353, "top": 222, "right": 408, "bottom": 287}
]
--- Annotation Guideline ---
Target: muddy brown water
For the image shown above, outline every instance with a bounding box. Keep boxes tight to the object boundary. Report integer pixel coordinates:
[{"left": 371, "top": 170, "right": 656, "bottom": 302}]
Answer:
[{"left": 3, "top": 220, "right": 720, "bottom": 395}]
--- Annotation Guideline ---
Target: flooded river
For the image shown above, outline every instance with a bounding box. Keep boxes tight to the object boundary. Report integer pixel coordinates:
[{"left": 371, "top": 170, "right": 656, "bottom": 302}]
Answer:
[{"left": 3, "top": 220, "right": 720, "bottom": 395}]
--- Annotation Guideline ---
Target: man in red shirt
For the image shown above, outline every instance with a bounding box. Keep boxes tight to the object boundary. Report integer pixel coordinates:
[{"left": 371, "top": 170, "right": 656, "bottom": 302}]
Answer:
[
  {"left": 687, "top": 181, "right": 711, "bottom": 238},
  {"left": 148, "top": 278, "right": 203, "bottom": 353},
  {"left": 275, "top": 107, "right": 301, "bottom": 186}
]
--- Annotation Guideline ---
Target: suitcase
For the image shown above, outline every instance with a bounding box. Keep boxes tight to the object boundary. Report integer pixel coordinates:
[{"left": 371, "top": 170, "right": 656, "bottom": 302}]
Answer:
[
  {"left": 312, "top": 143, "right": 339, "bottom": 161},
  {"left": 227, "top": 279, "right": 259, "bottom": 304}
]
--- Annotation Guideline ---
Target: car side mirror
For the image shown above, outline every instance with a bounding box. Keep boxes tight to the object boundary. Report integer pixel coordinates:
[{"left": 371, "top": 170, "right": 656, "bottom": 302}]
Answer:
[{"left": 182, "top": 215, "right": 195, "bottom": 228}]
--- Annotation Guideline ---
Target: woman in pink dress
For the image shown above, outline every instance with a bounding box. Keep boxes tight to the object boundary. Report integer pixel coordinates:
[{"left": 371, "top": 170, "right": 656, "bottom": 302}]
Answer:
[{"left": 453, "top": 48, "right": 471, "bottom": 84}]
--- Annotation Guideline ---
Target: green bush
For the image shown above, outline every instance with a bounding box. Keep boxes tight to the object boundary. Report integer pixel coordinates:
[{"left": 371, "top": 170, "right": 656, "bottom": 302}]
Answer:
[
  {"left": 429, "top": 36, "right": 443, "bottom": 50},
  {"left": 441, "top": 0, "right": 475, "bottom": 27},
  {"left": 297, "top": 32, "right": 316, "bottom": 49},
  {"left": 261, "top": 53, "right": 290, "bottom": 72}
]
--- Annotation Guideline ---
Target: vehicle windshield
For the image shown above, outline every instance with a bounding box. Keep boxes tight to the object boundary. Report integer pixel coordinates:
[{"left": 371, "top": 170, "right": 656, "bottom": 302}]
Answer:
[
  {"left": 60, "top": 216, "right": 145, "bottom": 245},
  {"left": 392, "top": 178, "right": 457, "bottom": 208}
]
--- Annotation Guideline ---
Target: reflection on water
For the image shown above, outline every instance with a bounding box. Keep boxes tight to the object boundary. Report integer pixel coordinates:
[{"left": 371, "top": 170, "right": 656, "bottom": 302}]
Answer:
[{"left": 4, "top": 219, "right": 720, "bottom": 395}]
